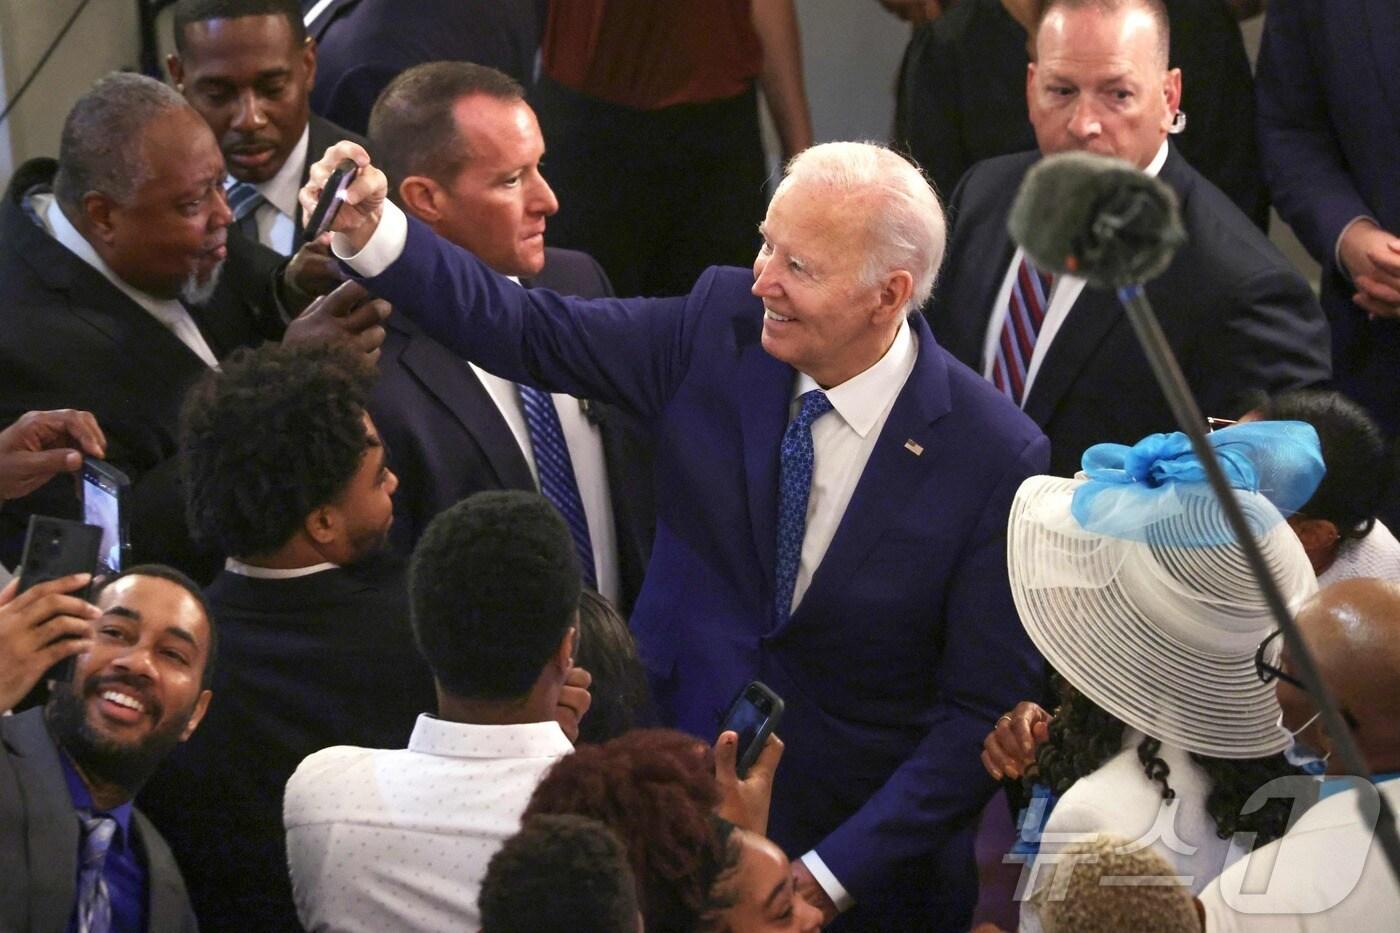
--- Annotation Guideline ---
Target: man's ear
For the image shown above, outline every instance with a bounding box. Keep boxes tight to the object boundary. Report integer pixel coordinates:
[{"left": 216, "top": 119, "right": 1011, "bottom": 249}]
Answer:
[
  {"left": 304, "top": 504, "right": 338, "bottom": 546},
  {"left": 302, "top": 36, "right": 318, "bottom": 91},
  {"left": 179, "top": 688, "right": 213, "bottom": 742},
  {"left": 398, "top": 176, "right": 444, "bottom": 224},
  {"left": 874, "top": 269, "right": 915, "bottom": 324},
  {"left": 166, "top": 53, "right": 185, "bottom": 90},
  {"left": 82, "top": 192, "right": 119, "bottom": 245},
  {"left": 554, "top": 624, "right": 578, "bottom": 675},
  {"left": 1163, "top": 67, "right": 1184, "bottom": 127}
]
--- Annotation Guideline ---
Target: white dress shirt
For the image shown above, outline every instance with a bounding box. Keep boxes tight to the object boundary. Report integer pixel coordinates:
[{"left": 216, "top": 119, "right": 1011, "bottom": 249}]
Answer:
[
  {"left": 1198, "top": 777, "right": 1400, "bottom": 931},
  {"left": 284, "top": 713, "right": 573, "bottom": 932},
  {"left": 336, "top": 209, "right": 621, "bottom": 602},
  {"left": 980, "top": 142, "right": 1170, "bottom": 404},
  {"left": 32, "top": 192, "right": 220, "bottom": 369},
  {"left": 229, "top": 126, "right": 308, "bottom": 257}
]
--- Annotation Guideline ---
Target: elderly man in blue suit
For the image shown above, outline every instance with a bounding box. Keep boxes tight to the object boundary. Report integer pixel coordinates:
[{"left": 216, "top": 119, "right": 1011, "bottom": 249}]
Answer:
[{"left": 300, "top": 138, "right": 1050, "bottom": 929}]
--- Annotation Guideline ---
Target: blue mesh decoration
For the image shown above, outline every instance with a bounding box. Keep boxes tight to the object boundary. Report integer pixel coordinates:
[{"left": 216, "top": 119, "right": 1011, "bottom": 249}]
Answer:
[{"left": 1070, "top": 421, "right": 1325, "bottom": 544}]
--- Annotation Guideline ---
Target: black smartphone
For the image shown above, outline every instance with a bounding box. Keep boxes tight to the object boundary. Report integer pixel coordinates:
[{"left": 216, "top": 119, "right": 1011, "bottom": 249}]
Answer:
[
  {"left": 81, "top": 458, "right": 130, "bottom": 576},
  {"left": 718, "top": 681, "right": 785, "bottom": 779},
  {"left": 17, "top": 515, "right": 102, "bottom": 682},
  {"left": 304, "top": 158, "right": 358, "bottom": 243}
]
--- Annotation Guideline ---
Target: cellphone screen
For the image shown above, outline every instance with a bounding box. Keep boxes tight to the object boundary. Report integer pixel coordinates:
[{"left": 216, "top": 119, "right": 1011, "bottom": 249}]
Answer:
[
  {"left": 82, "top": 470, "right": 123, "bottom": 575},
  {"left": 724, "top": 696, "right": 769, "bottom": 759}
]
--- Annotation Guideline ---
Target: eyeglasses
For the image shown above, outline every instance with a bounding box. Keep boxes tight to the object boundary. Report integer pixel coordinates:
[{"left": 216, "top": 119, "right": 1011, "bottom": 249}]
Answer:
[
  {"left": 1206, "top": 416, "right": 1238, "bottom": 433},
  {"left": 1255, "top": 629, "right": 1306, "bottom": 690},
  {"left": 1255, "top": 629, "right": 1360, "bottom": 730}
]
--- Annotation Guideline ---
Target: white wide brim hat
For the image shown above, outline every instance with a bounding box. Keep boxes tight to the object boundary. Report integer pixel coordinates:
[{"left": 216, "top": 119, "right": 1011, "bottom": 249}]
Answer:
[{"left": 1007, "top": 475, "right": 1318, "bottom": 758}]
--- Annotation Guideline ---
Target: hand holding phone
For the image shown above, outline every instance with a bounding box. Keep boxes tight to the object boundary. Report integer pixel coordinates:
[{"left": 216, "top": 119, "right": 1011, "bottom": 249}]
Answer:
[
  {"left": 304, "top": 158, "right": 358, "bottom": 243},
  {"left": 0, "top": 574, "right": 99, "bottom": 712},
  {"left": 714, "top": 681, "right": 786, "bottom": 835}
]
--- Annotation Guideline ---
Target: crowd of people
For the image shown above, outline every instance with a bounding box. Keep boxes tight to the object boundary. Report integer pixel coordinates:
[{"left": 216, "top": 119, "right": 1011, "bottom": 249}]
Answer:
[{"left": 0, "top": 0, "right": 1397, "bottom": 930}]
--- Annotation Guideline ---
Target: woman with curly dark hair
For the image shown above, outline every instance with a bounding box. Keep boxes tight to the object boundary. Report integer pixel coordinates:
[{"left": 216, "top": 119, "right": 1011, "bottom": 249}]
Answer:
[
  {"left": 998, "top": 423, "right": 1326, "bottom": 930},
  {"left": 523, "top": 728, "right": 820, "bottom": 933}
]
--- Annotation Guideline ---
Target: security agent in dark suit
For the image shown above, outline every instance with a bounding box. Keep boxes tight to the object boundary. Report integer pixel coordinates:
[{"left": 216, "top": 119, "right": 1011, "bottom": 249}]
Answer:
[
  {"left": 365, "top": 62, "right": 654, "bottom": 612},
  {"left": 928, "top": 0, "right": 1330, "bottom": 477},
  {"left": 0, "top": 73, "right": 386, "bottom": 582},
  {"left": 137, "top": 343, "right": 436, "bottom": 931},
  {"left": 168, "top": 0, "right": 371, "bottom": 298},
  {"left": 0, "top": 566, "right": 215, "bottom": 933}
]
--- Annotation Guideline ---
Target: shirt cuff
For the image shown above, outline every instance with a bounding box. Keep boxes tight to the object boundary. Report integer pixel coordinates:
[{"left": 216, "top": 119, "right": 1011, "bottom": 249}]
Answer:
[
  {"left": 800, "top": 851, "right": 854, "bottom": 912},
  {"left": 1334, "top": 215, "right": 1378, "bottom": 282},
  {"left": 332, "top": 199, "right": 408, "bottom": 277}
]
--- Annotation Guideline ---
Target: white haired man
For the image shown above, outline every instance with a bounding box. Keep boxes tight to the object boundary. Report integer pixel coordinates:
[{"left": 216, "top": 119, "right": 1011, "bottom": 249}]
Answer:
[{"left": 302, "top": 138, "right": 1051, "bottom": 929}]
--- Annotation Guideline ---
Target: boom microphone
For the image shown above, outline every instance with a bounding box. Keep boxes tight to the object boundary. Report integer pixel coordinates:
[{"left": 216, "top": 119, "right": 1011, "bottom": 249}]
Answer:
[
  {"left": 1006, "top": 149, "right": 1400, "bottom": 888},
  {"left": 1007, "top": 150, "right": 1186, "bottom": 288}
]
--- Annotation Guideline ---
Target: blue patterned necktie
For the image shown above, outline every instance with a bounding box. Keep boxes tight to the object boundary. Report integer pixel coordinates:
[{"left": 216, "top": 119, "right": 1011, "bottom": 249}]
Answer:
[
  {"left": 519, "top": 385, "right": 598, "bottom": 587},
  {"left": 225, "top": 181, "right": 266, "bottom": 240},
  {"left": 774, "top": 389, "right": 834, "bottom": 623},
  {"left": 74, "top": 810, "right": 117, "bottom": 933}
]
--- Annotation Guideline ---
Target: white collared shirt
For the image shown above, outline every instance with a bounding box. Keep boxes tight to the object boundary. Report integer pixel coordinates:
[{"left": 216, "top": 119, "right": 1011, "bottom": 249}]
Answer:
[
  {"left": 32, "top": 192, "right": 221, "bottom": 369},
  {"left": 980, "top": 141, "right": 1170, "bottom": 404},
  {"left": 223, "top": 558, "right": 338, "bottom": 579},
  {"left": 228, "top": 126, "right": 309, "bottom": 256},
  {"left": 284, "top": 714, "right": 573, "bottom": 932},
  {"left": 788, "top": 318, "right": 918, "bottom": 613}
]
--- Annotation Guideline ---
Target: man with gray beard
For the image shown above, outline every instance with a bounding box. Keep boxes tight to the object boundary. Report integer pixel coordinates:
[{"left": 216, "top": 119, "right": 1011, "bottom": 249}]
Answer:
[{"left": 0, "top": 72, "right": 387, "bottom": 583}]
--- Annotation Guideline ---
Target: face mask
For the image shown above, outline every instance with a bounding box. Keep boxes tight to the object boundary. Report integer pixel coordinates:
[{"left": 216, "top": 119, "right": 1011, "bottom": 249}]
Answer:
[{"left": 1279, "top": 710, "right": 1329, "bottom": 776}]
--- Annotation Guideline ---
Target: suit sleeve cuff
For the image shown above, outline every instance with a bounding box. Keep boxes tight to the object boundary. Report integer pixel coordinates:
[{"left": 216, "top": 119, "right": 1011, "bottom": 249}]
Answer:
[
  {"left": 1334, "top": 215, "right": 1378, "bottom": 282},
  {"left": 333, "top": 199, "right": 408, "bottom": 277},
  {"left": 800, "top": 851, "right": 855, "bottom": 912}
]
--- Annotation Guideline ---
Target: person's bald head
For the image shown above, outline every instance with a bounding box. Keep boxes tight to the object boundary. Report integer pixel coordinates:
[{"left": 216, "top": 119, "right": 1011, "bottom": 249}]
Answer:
[{"left": 1279, "top": 578, "right": 1400, "bottom": 773}]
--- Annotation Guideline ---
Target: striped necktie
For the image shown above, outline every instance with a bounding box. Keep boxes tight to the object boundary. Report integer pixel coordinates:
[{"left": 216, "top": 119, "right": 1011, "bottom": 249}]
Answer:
[
  {"left": 225, "top": 181, "right": 267, "bottom": 241},
  {"left": 774, "top": 389, "right": 834, "bottom": 623},
  {"left": 74, "top": 810, "right": 117, "bottom": 933},
  {"left": 990, "top": 257, "right": 1055, "bottom": 407},
  {"left": 519, "top": 385, "right": 598, "bottom": 587}
]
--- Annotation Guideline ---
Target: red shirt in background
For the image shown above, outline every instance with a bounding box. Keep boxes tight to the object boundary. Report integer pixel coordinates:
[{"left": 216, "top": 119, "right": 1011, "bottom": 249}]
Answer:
[{"left": 541, "top": 0, "right": 763, "bottom": 110}]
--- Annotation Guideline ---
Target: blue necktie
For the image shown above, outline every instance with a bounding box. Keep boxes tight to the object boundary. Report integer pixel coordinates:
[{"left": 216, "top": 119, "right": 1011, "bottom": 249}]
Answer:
[
  {"left": 519, "top": 385, "right": 598, "bottom": 587},
  {"left": 225, "top": 181, "right": 266, "bottom": 240},
  {"left": 774, "top": 389, "right": 834, "bottom": 623},
  {"left": 74, "top": 810, "right": 117, "bottom": 933}
]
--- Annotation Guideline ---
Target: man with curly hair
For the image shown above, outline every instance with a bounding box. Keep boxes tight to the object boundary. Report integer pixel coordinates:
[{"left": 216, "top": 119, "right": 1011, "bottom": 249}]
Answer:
[{"left": 137, "top": 342, "right": 436, "bottom": 931}]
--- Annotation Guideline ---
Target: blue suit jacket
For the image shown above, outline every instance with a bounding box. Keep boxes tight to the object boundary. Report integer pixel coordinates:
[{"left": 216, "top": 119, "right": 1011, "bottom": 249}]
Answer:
[
  {"left": 1256, "top": 0, "right": 1400, "bottom": 431},
  {"left": 356, "top": 216, "right": 1050, "bottom": 926}
]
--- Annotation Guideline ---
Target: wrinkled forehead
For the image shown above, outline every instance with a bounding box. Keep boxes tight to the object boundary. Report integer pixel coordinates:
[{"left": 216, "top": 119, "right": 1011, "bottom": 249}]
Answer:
[{"left": 1036, "top": 3, "right": 1168, "bottom": 73}]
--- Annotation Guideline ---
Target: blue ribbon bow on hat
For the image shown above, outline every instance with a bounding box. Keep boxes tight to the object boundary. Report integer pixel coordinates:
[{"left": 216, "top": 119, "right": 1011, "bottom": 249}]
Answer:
[{"left": 1070, "top": 421, "right": 1325, "bottom": 544}]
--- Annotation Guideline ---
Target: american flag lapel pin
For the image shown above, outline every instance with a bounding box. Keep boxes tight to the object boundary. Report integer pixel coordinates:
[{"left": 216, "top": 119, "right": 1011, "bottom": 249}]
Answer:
[{"left": 904, "top": 439, "right": 924, "bottom": 456}]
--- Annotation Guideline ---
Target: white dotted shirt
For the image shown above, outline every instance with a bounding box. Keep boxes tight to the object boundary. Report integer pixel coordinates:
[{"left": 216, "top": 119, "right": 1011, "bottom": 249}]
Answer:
[{"left": 283, "top": 714, "right": 573, "bottom": 931}]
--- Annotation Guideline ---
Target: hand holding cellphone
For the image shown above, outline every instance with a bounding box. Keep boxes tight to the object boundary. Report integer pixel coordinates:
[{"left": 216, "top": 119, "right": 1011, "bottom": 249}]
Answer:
[
  {"left": 17, "top": 515, "right": 102, "bottom": 682},
  {"left": 718, "top": 681, "right": 785, "bottom": 779},
  {"left": 304, "top": 159, "right": 358, "bottom": 243}
]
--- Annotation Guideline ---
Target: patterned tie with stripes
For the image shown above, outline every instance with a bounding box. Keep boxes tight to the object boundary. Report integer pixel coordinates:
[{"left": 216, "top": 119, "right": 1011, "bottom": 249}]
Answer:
[
  {"left": 225, "top": 181, "right": 266, "bottom": 241},
  {"left": 74, "top": 810, "right": 117, "bottom": 933},
  {"left": 991, "top": 257, "right": 1055, "bottom": 407},
  {"left": 518, "top": 385, "right": 598, "bottom": 587}
]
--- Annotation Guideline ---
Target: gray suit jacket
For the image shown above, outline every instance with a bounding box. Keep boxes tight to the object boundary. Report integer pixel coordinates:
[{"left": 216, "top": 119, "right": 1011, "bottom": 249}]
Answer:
[{"left": 0, "top": 709, "right": 197, "bottom": 933}]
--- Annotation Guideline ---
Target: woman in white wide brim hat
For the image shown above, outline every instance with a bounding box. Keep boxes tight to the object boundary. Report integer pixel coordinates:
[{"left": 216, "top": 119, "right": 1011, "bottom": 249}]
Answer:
[{"left": 1006, "top": 421, "right": 1325, "bottom": 930}]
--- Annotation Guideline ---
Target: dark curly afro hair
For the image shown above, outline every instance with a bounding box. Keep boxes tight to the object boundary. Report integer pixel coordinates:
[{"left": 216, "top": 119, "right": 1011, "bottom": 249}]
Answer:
[{"left": 179, "top": 342, "right": 375, "bottom": 558}]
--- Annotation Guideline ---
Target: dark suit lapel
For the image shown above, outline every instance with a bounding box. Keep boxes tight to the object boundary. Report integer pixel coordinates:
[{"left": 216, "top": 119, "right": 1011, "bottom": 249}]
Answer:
[
  {"left": 735, "top": 327, "right": 798, "bottom": 592},
  {"left": 397, "top": 323, "right": 536, "bottom": 489},
  {"left": 17, "top": 219, "right": 213, "bottom": 397},
  {"left": 5, "top": 711, "right": 80, "bottom": 932},
  {"left": 133, "top": 812, "right": 191, "bottom": 930},
  {"left": 942, "top": 236, "right": 1018, "bottom": 365},
  {"left": 779, "top": 318, "right": 952, "bottom": 634}
]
